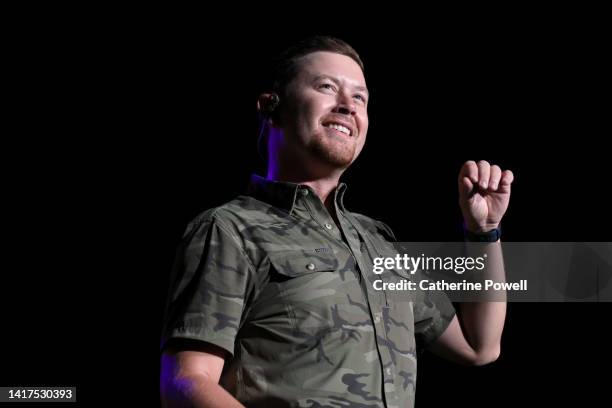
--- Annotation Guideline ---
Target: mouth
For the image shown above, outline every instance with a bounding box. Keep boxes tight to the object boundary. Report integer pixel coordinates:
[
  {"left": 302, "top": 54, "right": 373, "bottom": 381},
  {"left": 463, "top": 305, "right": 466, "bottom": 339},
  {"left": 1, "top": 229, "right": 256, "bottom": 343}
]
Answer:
[{"left": 322, "top": 120, "right": 354, "bottom": 138}]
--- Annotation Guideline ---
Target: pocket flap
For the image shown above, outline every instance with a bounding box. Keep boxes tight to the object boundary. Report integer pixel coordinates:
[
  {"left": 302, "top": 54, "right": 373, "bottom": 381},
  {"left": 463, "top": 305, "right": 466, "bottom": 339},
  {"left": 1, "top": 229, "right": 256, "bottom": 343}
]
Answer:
[{"left": 268, "top": 250, "right": 339, "bottom": 277}]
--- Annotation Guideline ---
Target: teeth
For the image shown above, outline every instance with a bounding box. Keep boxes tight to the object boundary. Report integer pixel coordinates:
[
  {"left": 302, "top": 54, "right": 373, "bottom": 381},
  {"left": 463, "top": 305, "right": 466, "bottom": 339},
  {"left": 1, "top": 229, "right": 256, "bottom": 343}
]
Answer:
[{"left": 326, "top": 123, "right": 351, "bottom": 136}]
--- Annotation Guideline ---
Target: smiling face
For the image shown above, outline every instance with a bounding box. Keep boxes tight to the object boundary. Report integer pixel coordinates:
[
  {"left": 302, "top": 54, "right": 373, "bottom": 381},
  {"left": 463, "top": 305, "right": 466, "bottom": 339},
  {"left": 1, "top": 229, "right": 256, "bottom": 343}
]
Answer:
[{"left": 274, "top": 51, "right": 369, "bottom": 173}]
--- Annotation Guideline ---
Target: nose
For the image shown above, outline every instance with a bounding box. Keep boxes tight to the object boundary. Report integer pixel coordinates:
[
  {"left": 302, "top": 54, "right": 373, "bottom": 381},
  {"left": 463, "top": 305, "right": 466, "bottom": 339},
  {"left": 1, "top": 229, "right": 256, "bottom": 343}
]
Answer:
[{"left": 333, "top": 91, "right": 356, "bottom": 116}]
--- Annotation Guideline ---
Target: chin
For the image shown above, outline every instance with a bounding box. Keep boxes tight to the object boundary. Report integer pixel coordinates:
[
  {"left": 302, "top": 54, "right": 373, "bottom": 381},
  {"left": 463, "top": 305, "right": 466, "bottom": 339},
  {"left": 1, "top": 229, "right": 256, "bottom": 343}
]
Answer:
[
  {"left": 316, "top": 150, "right": 355, "bottom": 169},
  {"left": 305, "top": 135, "right": 357, "bottom": 168}
]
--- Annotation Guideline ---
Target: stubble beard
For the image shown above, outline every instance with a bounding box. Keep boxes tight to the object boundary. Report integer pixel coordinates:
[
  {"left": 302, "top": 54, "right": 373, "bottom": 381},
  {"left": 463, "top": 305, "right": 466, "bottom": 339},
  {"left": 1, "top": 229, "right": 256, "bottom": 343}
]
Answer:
[{"left": 308, "top": 131, "right": 356, "bottom": 169}]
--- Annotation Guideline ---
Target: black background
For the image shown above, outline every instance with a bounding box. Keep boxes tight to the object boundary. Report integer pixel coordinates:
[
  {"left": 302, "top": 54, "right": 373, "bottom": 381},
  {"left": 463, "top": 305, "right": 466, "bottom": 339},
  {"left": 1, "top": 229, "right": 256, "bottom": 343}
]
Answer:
[{"left": 2, "top": 9, "right": 610, "bottom": 407}]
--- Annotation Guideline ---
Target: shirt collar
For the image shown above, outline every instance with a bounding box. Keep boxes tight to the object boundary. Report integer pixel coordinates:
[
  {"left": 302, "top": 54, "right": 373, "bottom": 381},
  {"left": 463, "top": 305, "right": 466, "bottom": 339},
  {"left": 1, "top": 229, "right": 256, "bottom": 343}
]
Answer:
[{"left": 245, "top": 174, "right": 348, "bottom": 214}]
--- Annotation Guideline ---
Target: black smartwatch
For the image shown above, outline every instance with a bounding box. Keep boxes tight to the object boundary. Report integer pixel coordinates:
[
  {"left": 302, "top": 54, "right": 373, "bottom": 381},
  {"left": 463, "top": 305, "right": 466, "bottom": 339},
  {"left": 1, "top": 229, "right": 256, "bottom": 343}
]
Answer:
[{"left": 464, "top": 225, "right": 502, "bottom": 242}]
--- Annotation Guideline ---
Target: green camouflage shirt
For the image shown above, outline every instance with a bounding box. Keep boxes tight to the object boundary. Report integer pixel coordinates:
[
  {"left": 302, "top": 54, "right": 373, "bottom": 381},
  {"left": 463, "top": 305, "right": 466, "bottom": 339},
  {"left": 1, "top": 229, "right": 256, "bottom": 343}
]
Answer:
[{"left": 162, "top": 174, "right": 455, "bottom": 407}]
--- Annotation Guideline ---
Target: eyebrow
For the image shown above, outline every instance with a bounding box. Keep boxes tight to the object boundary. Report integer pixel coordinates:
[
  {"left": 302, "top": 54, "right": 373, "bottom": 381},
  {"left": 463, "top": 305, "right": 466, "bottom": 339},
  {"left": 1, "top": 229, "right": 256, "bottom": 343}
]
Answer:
[{"left": 313, "top": 74, "right": 369, "bottom": 96}]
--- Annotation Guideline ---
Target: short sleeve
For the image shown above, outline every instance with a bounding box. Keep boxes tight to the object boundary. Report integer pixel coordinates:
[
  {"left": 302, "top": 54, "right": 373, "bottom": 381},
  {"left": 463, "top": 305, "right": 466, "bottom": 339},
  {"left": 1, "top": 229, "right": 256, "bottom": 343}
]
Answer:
[
  {"left": 413, "top": 288, "right": 456, "bottom": 351},
  {"left": 160, "top": 213, "right": 254, "bottom": 356}
]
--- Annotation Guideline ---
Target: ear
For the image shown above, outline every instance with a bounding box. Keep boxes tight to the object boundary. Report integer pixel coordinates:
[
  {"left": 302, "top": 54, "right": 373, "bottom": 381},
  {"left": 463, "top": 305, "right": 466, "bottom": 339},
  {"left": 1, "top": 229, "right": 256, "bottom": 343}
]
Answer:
[{"left": 256, "top": 93, "right": 281, "bottom": 126}]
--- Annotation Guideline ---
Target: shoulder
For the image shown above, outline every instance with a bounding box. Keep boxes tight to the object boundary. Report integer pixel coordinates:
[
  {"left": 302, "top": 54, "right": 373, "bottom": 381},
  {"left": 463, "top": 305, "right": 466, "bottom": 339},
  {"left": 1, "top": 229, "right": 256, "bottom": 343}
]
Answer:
[
  {"left": 181, "top": 195, "right": 269, "bottom": 240},
  {"left": 347, "top": 211, "right": 397, "bottom": 242}
]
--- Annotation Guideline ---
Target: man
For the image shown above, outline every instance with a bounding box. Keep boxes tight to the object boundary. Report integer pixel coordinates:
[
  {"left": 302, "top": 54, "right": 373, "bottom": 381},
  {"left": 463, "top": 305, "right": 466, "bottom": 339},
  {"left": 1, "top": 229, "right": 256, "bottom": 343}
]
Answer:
[{"left": 160, "top": 36, "right": 514, "bottom": 407}]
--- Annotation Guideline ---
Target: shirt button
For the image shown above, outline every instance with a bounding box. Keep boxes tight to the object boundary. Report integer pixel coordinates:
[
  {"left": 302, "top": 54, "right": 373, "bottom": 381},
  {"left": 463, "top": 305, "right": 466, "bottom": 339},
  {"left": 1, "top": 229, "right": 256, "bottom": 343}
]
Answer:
[
  {"left": 386, "top": 368, "right": 392, "bottom": 375},
  {"left": 324, "top": 223, "right": 333, "bottom": 230},
  {"left": 306, "top": 263, "right": 315, "bottom": 271},
  {"left": 300, "top": 189, "right": 309, "bottom": 196}
]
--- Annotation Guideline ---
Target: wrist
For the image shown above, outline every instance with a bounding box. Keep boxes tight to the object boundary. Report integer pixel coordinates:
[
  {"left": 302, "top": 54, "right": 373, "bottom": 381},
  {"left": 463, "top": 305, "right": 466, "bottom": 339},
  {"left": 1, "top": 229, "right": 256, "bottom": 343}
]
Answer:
[
  {"left": 463, "top": 220, "right": 499, "bottom": 234},
  {"left": 463, "top": 223, "right": 501, "bottom": 242}
]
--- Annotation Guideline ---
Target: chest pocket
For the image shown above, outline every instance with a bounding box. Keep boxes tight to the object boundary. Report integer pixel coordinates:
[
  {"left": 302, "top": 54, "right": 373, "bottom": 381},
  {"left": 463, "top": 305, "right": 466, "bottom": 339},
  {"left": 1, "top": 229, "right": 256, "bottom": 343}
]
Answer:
[
  {"left": 268, "top": 250, "right": 343, "bottom": 307},
  {"left": 267, "top": 250, "right": 367, "bottom": 340}
]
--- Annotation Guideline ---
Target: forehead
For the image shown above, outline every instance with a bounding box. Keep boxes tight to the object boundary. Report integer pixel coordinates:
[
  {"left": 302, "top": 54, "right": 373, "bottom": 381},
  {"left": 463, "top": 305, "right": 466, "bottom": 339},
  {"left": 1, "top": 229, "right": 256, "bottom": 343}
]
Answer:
[{"left": 294, "top": 51, "right": 366, "bottom": 87}]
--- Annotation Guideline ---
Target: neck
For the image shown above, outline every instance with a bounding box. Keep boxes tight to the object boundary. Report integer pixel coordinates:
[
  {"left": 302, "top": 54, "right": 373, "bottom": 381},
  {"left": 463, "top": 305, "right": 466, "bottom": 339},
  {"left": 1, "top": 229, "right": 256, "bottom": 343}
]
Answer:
[{"left": 267, "top": 164, "right": 343, "bottom": 220}]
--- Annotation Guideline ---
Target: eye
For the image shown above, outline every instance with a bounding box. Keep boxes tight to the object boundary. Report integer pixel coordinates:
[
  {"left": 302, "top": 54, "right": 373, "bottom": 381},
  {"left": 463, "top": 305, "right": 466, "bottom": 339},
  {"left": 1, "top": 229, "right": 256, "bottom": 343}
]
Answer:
[
  {"left": 318, "top": 82, "right": 337, "bottom": 92},
  {"left": 354, "top": 94, "right": 367, "bottom": 103}
]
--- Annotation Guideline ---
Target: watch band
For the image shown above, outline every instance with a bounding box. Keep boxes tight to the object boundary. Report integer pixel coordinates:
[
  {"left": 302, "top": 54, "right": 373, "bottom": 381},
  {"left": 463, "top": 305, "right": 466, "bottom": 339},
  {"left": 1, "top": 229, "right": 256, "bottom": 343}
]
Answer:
[{"left": 464, "top": 226, "right": 502, "bottom": 242}]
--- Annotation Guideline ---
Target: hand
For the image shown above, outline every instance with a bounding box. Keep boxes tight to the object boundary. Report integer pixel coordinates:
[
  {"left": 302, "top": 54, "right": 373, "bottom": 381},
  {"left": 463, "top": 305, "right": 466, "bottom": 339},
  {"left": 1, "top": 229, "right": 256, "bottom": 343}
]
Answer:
[{"left": 458, "top": 160, "right": 514, "bottom": 233}]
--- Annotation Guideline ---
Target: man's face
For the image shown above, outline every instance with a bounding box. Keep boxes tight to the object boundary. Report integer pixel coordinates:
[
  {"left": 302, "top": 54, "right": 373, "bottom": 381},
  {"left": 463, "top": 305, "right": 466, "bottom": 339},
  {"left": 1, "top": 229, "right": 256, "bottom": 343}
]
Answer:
[{"left": 278, "top": 51, "right": 369, "bottom": 171}]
